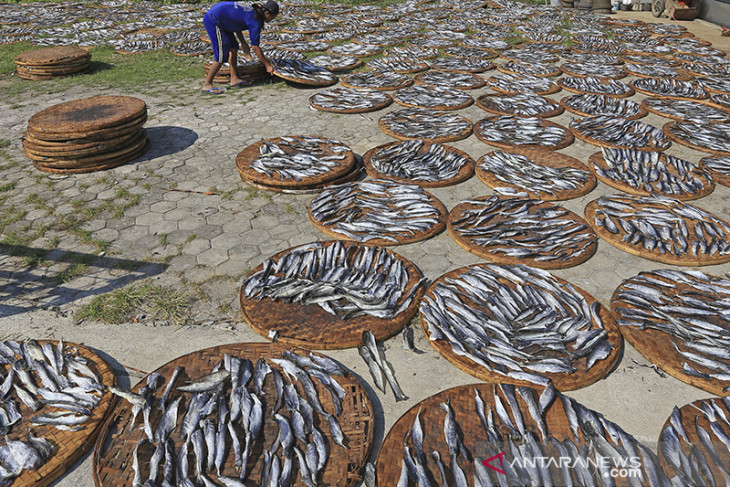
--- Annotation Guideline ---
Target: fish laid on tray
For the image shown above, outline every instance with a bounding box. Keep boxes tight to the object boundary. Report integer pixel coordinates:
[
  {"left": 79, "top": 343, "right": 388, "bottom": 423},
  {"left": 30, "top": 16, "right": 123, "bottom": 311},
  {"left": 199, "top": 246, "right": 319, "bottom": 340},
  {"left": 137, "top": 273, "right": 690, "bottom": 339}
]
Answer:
[
  {"left": 426, "top": 57, "right": 494, "bottom": 74},
  {"left": 243, "top": 241, "right": 426, "bottom": 320},
  {"left": 561, "top": 93, "right": 645, "bottom": 119},
  {"left": 109, "top": 349, "right": 353, "bottom": 487},
  {"left": 477, "top": 93, "right": 562, "bottom": 118},
  {"left": 414, "top": 70, "right": 485, "bottom": 89},
  {"left": 420, "top": 264, "right": 620, "bottom": 389},
  {"left": 328, "top": 42, "right": 381, "bottom": 57},
  {"left": 340, "top": 70, "right": 413, "bottom": 91},
  {"left": 0, "top": 340, "right": 108, "bottom": 484},
  {"left": 448, "top": 196, "right": 597, "bottom": 268},
  {"left": 487, "top": 73, "right": 559, "bottom": 95},
  {"left": 249, "top": 136, "right": 351, "bottom": 182},
  {"left": 659, "top": 398, "right": 730, "bottom": 486},
  {"left": 308, "top": 178, "right": 446, "bottom": 245},
  {"left": 309, "top": 87, "right": 391, "bottom": 113},
  {"left": 696, "top": 75, "right": 730, "bottom": 95},
  {"left": 364, "top": 139, "right": 474, "bottom": 186},
  {"left": 442, "top": 46, "right": 498, "bottom": 60},
  {"left": 475, "top": 116, "right": 572, "bottom": 150},
  {"left": 665, "top": 121, "right": 730, "bottom": 156},
  {"left": 394, "top": 85, "right": 474, "bottom": 110},
  {"left": 270, "top": 59, "right": 338, "bottom": 85},
  {"left": 379, "top": 108, "right": 473, "bottom": 142},
  {"left": 498, "top": 60, "right": 560, "bottom": 77},
  {"left": 500, "top": 48, "right": 560, "bottom": 64},
  {"left": 558, "top": 76, "right": 635, "bottom": 97},
  {"left": 591, "top": 147, "right": 714, "bottom": 200},
  {"left": 642, "top": 98, "right": 730, "bottom": 124},
  {"left": 367, "top": 57, "right": 429, "bottom": 74},
  {"left": 560, "top": 62, "right": 627, "bottom": 79},
  {"left": 382, "top": 46, "right": 439, "bottom": 60},
  {"left": 477, "top": 150, "right": 594, "bottom": 200},
  {"left": 588, "top": 194, "right": 730, "bottom": 265},
  {"left": 701, "top": 156, "right": 730, "bottom": 187},
  {"left": 624, "top": 62, "right": 688, "bottom": 79},
  {"left": 631, "top": 78, "right": 708, "bottom": 100},
  {"left": 613, "top": 269, "right": 730, "bottom": 396},
  {"left": 307, "top": 55, "right": 362, "bottom": 72},
  {"left": 570, "top": 116, "right": 671, "bottom": 151},
  {"left": 387, "top": 384, "right": 667, "bottom": 487}
]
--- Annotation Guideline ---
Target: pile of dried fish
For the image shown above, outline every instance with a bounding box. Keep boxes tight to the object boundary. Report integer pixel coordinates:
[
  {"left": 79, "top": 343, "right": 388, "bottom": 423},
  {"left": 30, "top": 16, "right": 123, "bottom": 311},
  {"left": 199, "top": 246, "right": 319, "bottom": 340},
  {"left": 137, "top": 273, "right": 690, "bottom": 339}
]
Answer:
[
  {"left": 394, "top": 384, "right": 664, "bottom": 487},
  {"left": 0, "top": 340, "right": 106, "bottom": 484},
  {"left": 696, "top": 76, "right": 730, "bottom": 95},
  {"left": 643, "top": 98, "right": 730, "bottom": 124},
  {"left": 560, "top": 62, "right": 626, "bottom": 79},
  {"left": 420, "top": 264, "right": 615, "bottom": 386},
  {"left": 341, "top": 71, "right": 412, "bottom": 90},
  {"left": 450, "top": 196, "right": 596, "bottom": 265},
  {"left": 251, "top": 136, "right": 351, "bottom": 182},
  {"left": 571, "top": 116, "right": 671, "bottom": 151},
  {"left": 243, "top": 241, "right": 425, "bottom": 320},
  {"left": 563, "top": 52, "right": 622, "bottom": 65},
  {"left": 307, "top": 54, "right": 361, "bottom": 72},
  {"left": 559, "top": 76, "right": 634, "bottom": 96},
  {"left": 328, "top": 43, "right": 380, "bottom": 57},
  {"left": 110, "top": 349, "right": 352, "bottom": 486},
  {"left": 379, "top": 108, "right": 472, "bottom": 141},
  {"left": 427, "top": 57, "right": 494, "bottom": 73},
  {"left": 591, "top": 194, "right": 730, "bottom": 259},
  {"left": 277, "top": 40, "right": 330, "bottom": 53},
  {"left": 660, "top": 398, "right": 730, "bottom": 486},
  {"left": 499, "top": 60, "right": 559, "bottom": 77},
  {"left": 367, "top": 139, "right": 472, "bottom": 183},
  {"left": 501, "top": 49, "right": 559, "bottom": 64},
  {"left": 667, "top": 121, "right": 730, "bottom": 155},
  {"left": 478, "top": 151, "right": 592, "bottom": 198},
  {"left": 621, "top": 54, "right": 679, "bottom": 67},
  {"left": 613, "top": 269, "right": 730, "bottom": 392},
  {"left": 562, "top": 93, "right": 644, "bottom": 119},
  {"left": 684, "top": 62, "right": 730, "bottom": 77},
  {"left": 309, "top": 87, "right": 391, "bottom": 113},
  {"left": 624, "top": 62, "right": 686, "bottom": 79},
  {"left": 461, "top": 37, "right": 510, "bottom": 50},
  {"left": 394, "top": 85, "right": 473, "bottom": 110},
  {"left": 443, "top": 46, "right": 497, "bottom": 59},
  {"left": 713, "top": 94, "right": 730, "bottom": 110},
  {"left": 631, "top": 78, "right": 708, "bottom": 99},
  {"left": 415, "top": 70, "right": 484, "bottom": 89},
  {"left": 309, "top": 179, "right": 444, "bottom": 244},
  {"left": 476, "top": 116, "right": 570, "bottom": 148},
  {"left": 478, "top": 93, "right": 561, "bottom": 117},
  {"left": 367, "top": 57, "right": 427, "bottom": 73},
  {"left": 270, "top": 59, "right": 337, "bottom": 85},
  {"left": 595, "top": 147, "right": 712, "bottom": 198},
  {"left": 701, "top": 156, "right": 730, "bottom": 185},
  {"left": 382, "top": 46, "right": 438, "bottom": 59},
  {"left": 487, "top": 73, "right": 558, "bottom": 94}
]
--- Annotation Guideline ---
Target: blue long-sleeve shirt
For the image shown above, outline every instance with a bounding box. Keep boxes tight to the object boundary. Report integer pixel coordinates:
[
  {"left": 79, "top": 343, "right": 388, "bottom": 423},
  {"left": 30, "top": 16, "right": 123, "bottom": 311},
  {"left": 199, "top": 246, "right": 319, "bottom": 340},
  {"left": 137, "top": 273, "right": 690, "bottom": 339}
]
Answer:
[{"left": 205, "top": 2, "right": 264, "bottom": 45}]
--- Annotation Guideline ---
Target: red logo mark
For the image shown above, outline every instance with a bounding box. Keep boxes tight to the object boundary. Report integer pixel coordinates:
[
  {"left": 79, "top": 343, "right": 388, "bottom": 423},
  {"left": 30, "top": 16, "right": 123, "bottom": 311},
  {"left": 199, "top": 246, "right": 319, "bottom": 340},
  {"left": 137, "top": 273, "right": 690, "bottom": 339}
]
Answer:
[{"left": 482, "top": 452, "right": 506, "bottom": 475}]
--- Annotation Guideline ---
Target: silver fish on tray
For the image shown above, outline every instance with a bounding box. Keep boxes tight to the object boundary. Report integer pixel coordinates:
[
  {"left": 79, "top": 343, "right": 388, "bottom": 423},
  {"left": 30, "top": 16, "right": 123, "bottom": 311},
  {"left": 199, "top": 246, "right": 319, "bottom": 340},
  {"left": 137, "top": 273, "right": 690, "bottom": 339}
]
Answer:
[{"left": 368, "top": 139, "right": 472, "bottom": 183}]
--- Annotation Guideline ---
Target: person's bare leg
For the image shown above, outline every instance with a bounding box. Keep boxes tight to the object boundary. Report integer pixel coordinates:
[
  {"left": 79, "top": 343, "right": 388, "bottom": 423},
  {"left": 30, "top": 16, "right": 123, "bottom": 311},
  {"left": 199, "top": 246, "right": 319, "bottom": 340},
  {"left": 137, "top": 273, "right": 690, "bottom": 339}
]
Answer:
[
  {"left": 203, "top": 61, "right": 222, "bottom": 91},
  {"left": 229, "top": 49, "right": 244, "bottom": 86}
]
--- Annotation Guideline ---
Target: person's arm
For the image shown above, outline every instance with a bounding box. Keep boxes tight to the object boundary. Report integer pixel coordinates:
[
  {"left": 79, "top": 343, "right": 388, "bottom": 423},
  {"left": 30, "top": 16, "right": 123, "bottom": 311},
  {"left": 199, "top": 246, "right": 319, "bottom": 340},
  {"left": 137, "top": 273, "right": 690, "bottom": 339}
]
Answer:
[
  {"left": 236, "top": 31, "right": 250, "bottom": 55},
  {"left": 251, "top": 44, "right": 274, "bottom": 74}
]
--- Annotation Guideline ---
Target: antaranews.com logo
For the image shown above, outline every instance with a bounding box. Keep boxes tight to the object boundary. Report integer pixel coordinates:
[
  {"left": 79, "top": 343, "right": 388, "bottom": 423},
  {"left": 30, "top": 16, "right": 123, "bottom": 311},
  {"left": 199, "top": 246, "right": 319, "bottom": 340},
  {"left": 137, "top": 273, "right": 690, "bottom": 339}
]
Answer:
[{"left": 482, "top": 451, "right": 643, "bottom": 479}]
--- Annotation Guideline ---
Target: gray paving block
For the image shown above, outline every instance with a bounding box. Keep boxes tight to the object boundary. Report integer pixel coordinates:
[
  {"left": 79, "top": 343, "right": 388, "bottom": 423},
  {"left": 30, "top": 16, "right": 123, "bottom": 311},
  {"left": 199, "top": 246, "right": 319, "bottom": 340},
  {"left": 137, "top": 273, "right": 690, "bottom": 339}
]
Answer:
[
  {"left": 180, "top": 238, "right": 211, "bottom": 255},
  {"left": 196, "top": 248, "right": 229, "bottom": 267}
]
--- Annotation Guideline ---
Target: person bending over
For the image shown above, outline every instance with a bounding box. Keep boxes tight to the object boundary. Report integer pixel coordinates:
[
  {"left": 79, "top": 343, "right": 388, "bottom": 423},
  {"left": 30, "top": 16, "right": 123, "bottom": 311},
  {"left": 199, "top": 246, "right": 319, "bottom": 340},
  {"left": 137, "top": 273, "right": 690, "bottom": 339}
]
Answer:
[{"left": 202, "top": 0, "right": 279, "bottom": 94}]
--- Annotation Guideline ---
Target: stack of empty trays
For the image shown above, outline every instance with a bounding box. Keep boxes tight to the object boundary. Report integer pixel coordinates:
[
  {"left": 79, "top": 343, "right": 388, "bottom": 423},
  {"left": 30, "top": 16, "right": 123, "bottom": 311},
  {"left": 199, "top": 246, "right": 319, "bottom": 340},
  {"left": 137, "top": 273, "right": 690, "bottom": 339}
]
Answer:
[{"left": 15, "top": 46, "right": 91, "bottom": 80}]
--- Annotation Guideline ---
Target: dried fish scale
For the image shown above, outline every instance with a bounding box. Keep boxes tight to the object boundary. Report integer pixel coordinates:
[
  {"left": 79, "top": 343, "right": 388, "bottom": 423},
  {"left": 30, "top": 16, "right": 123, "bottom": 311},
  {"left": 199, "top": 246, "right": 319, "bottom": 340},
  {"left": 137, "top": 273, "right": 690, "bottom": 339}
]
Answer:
[
  {"left": 477, "top": 93, "right": 562, "bottom": 118},
  {"left": 589, "top": 194, "right": 730, "bottom": 265},
  {"left": 570, "top": 116, "right": 671, "bottom": 151},
  {"left": 365, "top": 139, "right": 474, "bottom": 185},
  {"left": 477, "top": 150, "right": 593, "bottom": 200},
  {"left": 643, "top": 98, "right": 730, "bottom": 124},
  {"left": 449, "top": 196, "right": 597, "bottom": 268},
  {"left": 379, "top": 108, "right": 473, "bottom": 142},
  {"left": 308, "top": 178, "right": 446, "bottom": 245},
  {"left": 243, "top": 241, "right": 424, "bottom": 320},
  {"left": 394, "top": 85, "right": 474, "bottom": 111},
  {"left": 631, "top": 78, "right": 708, "bottom": 100},
  {"left": 309, "top": 87, "right": 392, "bottom": 113},
  {"left": 561, "top": 93, "right": 645, "bottom": 119},
  {"left": 420, "top": 263, "right": 618, "bottom": 387},
  {"left": 591, "top": 147, "right": 714, "bottom": 200}
]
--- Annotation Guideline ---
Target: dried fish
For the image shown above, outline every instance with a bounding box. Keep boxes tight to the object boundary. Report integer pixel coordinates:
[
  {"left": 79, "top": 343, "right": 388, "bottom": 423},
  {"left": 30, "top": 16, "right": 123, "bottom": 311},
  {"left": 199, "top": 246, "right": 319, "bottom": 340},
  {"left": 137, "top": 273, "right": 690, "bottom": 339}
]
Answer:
[
  {"left": 251, "top": 136, "right": 351, "bottom": 182},
  {"left": 476, "top": 116, "right": 570, "bottom": 148},
  {"left": 562, "top": 93, "right": 644, "bottom": 119},
  {"left": 632, "top": 78, "right": 708, "bottom": 99},
  {"left": 368, "top": 139, "right": 472, "bottom": 183},
  {"left": 379, "top": 108, "right": 472, "bottom": 141},
  {"left": 570, "top": 116, "right": 671, "bottom": 151},
  {"left": 309, "top": 87, "right": 391, "bottom": 113},
  {"left": 559, "top": 76, "right": 634, "bottom": 96},
  {"left": 395, "top": 85, "right": 473, "bottom": 110}
]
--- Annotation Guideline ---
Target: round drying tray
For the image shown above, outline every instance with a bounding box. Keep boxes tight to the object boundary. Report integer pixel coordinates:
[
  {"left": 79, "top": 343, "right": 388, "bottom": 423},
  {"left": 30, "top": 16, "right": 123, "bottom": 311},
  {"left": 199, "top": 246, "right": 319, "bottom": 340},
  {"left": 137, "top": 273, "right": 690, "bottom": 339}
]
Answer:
[
  {"left": 379, "top": 108, "right": 473, "bottom": 143},
  {"left": 700, "top": 155, "right": 730, "bottom": 188},
  {"left": 307, "top": 54, "right": 363, "bottom": 72},
  {"left": 236, "top": 135, "right": 355, "bottom": 189},
  {"left": 426, "top": 56, "right": 495, "bottom": 73},
  {"left": 474, "top": 116, "right": 574, "bottom": 151},
  {"left": 308, "top": 178, "right": 447, "bottom": 245},
  {"left": 664, "top": 121, "right": 730, "bottom": 156},
  {"left": 393, "top": 85, "right": 474, "bottom": 111},
  {"left": 447, "top": 195, "right": 597, "bottom": 269},
  {"left": 340, "top": 71, "right": 413, "bottom": 91},
  {"left": 270, "top": 59, "right": 338, "bottom": 86},
  {"left": 476, "top": 93, "right": 563, "bottom": 118},
  {"left": 419, "top": 263, "right": 622, "bottom": 390},
  {"left": 588, "top": 149, "right": 714, "bottom": 201},
  {"left": 240, "top": 240, "right": 426, "bottom": 349},
  {"left": 630, "top": 78, "right": 709, "bottom": 100},
  {"left": 486, "top": 73, "right": 561, "bottom": 95},
  {"left": 559, "top": 62, "right": 627, "bottom": 80},
  {"left": 476, "top": 148, "right": 596, "bottom": 201},
  {"left": 15, "top": 45, "right": 91, "bottom": 66},
  {"left": 309, "top": 87, "right": 392, "bottom": 113},
  {"left": 497, "top": 60, "right": 562, "bottom": 78},
  {"left": 641, "top": 97, "right": 730, "bottom": 124},
  {"left": 570, "top": 116, "right": 671, "bottom": 152},
  {"left": 586, "top": 193, "right": 730, "bottom": 266},
  {"left": 93, "top": 343, "right": 374, "bottom": 487},
  {"left": 413, "top": 70, "right": 486, "bottom": 89},
  {"left": 557, "top": 76, "right": 635, "bottom": 98},
  {"left": 362, "top": 139, "right": 474, "bottom": 188},
  {"left": 560, "top": 93, "right": 648, "bottom": 120}
]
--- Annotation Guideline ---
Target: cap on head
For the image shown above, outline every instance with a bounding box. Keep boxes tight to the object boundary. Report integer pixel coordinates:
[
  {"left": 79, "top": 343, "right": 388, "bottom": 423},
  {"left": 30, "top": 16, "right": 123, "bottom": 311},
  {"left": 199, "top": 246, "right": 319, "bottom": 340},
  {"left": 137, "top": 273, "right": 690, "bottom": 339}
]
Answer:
[{"left": 262, "top": 0, "right": 279, "bottom": 16}]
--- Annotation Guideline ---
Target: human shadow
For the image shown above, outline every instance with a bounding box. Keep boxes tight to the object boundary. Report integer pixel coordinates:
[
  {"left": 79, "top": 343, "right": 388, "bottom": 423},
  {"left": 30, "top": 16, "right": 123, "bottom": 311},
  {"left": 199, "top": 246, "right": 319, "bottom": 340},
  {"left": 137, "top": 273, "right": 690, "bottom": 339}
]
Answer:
[
  {"left": 0, "top": 244, "right": 166, "bottom": 319},
  {"left": 86, "top": 61, "right": 114, "bottom": 74},
  {"left": 133, "top": 126, "right": 198, "bottom": 163}
]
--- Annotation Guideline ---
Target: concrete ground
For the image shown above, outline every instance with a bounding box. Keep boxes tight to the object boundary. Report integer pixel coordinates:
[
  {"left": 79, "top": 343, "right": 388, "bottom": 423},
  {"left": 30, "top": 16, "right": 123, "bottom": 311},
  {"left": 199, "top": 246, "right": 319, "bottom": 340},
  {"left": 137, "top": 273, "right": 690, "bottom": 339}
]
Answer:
[{"left": 0, "top": 7, "right": 729, "bottom": 486}]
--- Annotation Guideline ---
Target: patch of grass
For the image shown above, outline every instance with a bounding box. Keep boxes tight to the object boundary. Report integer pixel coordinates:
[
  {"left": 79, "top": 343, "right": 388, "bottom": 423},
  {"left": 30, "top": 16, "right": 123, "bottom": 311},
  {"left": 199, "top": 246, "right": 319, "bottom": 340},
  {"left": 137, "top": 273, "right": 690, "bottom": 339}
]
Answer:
[
  {"left": 75, "top": 282, "right": 191, "bottom": 324},
  {"left": 284, "top": 203, "right": 297, "bottom": 215},
  {"left": 0, "top": 181, "right": 16, "bottom": 192},
  {"left": 53, "top": 254, "right": 93, "bottom": 284}
]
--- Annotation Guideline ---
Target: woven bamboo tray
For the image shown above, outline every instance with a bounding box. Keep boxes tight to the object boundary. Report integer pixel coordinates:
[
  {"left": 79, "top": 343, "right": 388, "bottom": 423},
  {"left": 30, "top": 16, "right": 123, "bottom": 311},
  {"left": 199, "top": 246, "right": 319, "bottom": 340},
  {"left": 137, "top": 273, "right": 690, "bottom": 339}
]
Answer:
[
  {"left": 559, "top": 63, "right": 627, "bottom": 80},
  {"left": 474, "top": 116, "right": 574, "bottom": 151},
  {"left": 236, "top": 136, "right": 356, "bottom": 189},
  {"left": 393, "top": 86, "right": 474, "bottom": 111},
  {"left": 487, "top": 76, "right": 561, "bottom": 95},
  {"left": 700, "top": 156, "right": 730, "bottom": 188},
  {"left": 585, "top": 197, "right": 730, "bottom": 266},
  {"left": 376, "top": 383, "right": 642, "bottom": 487},
  {"left": 11, "top": 340, "right": 116, "bottom": 487},
  {"left": 588, "top": 151, "right": 714, "bottom": 201},
  {"left": 496, "top": 62, "right": 562, "bottom": 78},
  {"left": 22, "top": 129, "right": 143, "bottom": 157},
  {"left": 447, "top": 196, "right": 598, "bottom": 269},
  {"left": 362, "top": 140, "right": 475, "bottom": 188},
  {"left": 26, "top": 112, "right": 148, "bottom": 143},
  {"left": 476, "top": 93, "right": 563, "bottom": 118},
  {"left": 26, "top": 130, "right": 148, "bottom": 167},
  {"left": 309, "top": 88, "right": 392, "bottom": 114},
  {"left": 642, "top": 97, "right": 730, "bottom": 124},
  {"left": 557, "top": 78, "right": 635, "bottom": 98},
  {"left": 31, "top": 139, "right": 150, "bottom": 174},
  {"left": 240, "top": 241, "right": 425, "bottom": 349},
  {"left": 658, "top": 398, "right": 730, "bottom": 483},
  {"left": 419, "top": 266, "right": 622, "bottom": 391},
  {"left": 612, "top": 278, "right": 730, "bottom": 397},
  {"left": 27, "top": 96, "right": 146, "bottom": 137},
  {"left": 378, "top": 110, "right": 473, "bottom": 143},
  {"left": 560, "top": 94, "right": 648, "bottom": 120},
  {"left": 630, "top": 80, "right": 709, "bottom": 101},
  {"left": 623, "top": 65, "right": 693, "bottom": 81},
  {"left": 308, "top": 182, "right": 447, "bottom": 246},
  {"left": 93, "top": 343, "right": 374, "bottom": 487},
  {"left": 476, "top": 148, "right": 596, "bottom": 201},
  {"left": 413, "top": 71, "right": 486, "bottom": 90},
  {"left": 570, "top": 118, "right": 670, "bottom": 152},
  {"left": 242, "top": 164, "right": 364, "bottom": 194},
  {"left": 15, "top": 46, "right": 91, "bottom": 66},
  {"left": 663, "top": 121, "right": 730, "bottom": 157}
]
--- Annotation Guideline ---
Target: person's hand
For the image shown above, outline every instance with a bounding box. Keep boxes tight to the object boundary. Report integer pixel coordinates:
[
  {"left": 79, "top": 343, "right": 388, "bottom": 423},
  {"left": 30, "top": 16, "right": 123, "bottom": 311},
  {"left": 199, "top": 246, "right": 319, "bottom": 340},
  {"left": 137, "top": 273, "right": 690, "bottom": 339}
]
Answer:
[
  {"left": 242, "top": 45, "right": 251, "bottom": 56},
  {"left": 266, "top": 64, "right": 275, "bottom": 74}
]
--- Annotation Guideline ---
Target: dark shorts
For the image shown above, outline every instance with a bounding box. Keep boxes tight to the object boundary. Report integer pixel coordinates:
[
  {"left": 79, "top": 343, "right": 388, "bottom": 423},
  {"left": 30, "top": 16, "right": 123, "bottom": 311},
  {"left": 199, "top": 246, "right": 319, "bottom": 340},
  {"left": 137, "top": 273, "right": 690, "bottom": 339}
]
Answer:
[{"left": 204, "top": 14, "right": 239, "bottom": 63}]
